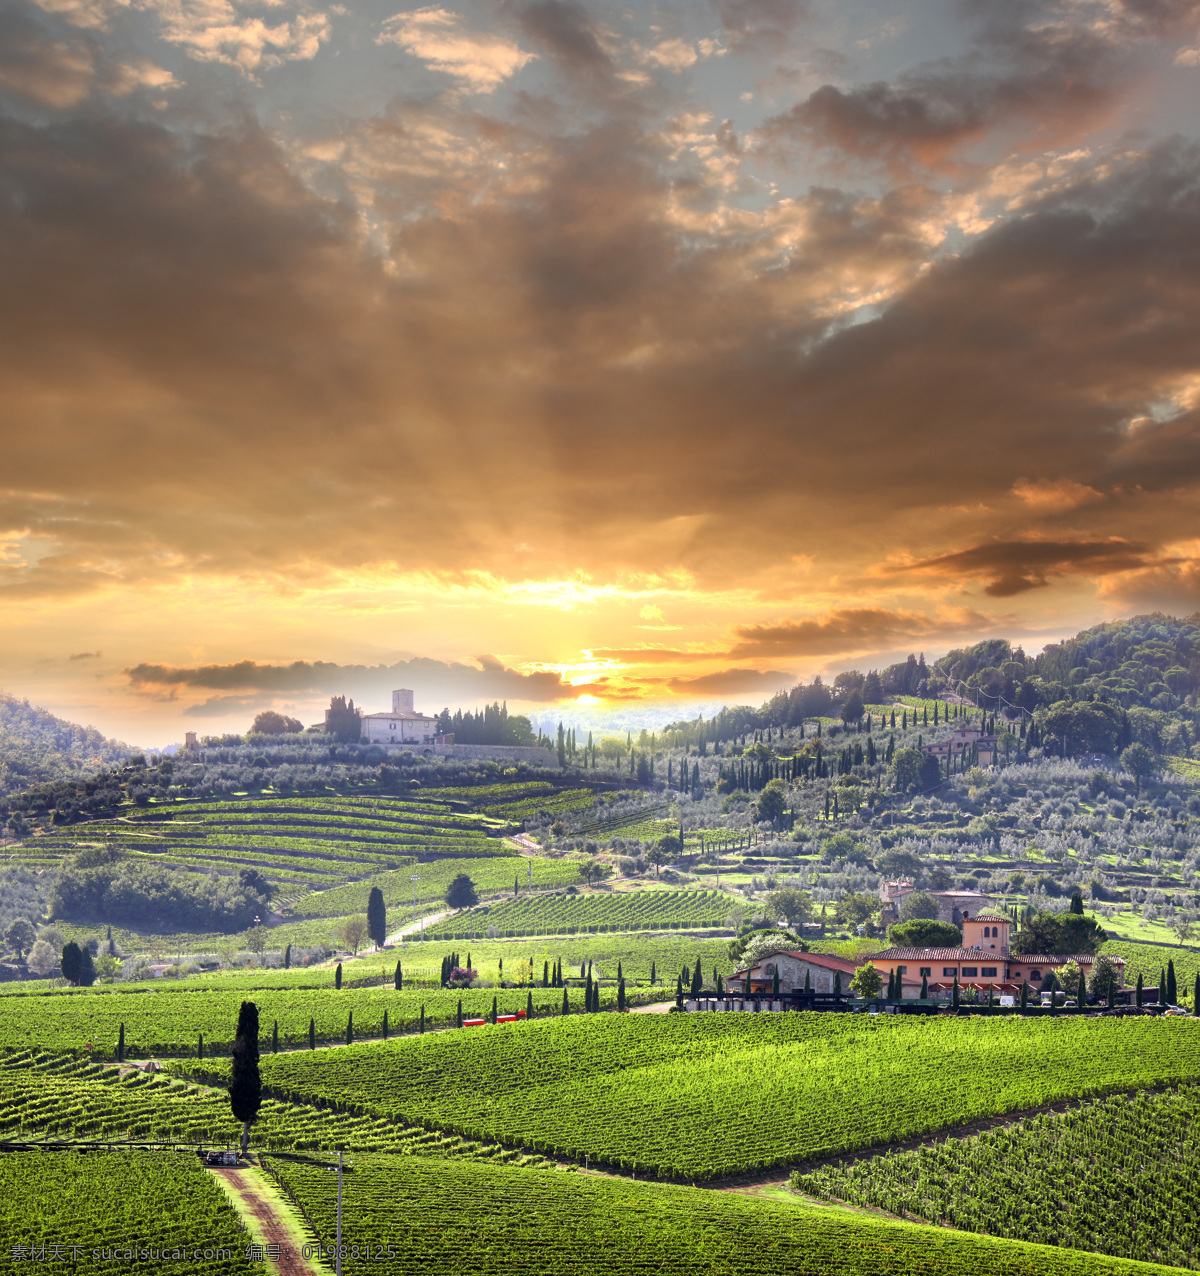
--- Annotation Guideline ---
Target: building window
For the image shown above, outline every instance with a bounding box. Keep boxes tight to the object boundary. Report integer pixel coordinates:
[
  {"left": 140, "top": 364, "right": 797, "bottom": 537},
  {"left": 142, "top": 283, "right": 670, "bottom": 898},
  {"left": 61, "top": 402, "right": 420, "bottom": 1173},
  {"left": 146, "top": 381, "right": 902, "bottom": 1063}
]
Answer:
[
  {"left": 943, "top": 968, "right": 957, "bottom": 976},
  {"left": 919, "top": 967, "right": 931, "bottom": 976},
  {"left": 981, "top": 967, "right": 997, "bottom": 977},
  {"left": 390, "top": 722, "right": 396, "bottom": 730},
  {"left": 1029, "top": 969, "right": 1041, "bottom": 980},
  {"left": 962, "top": 967, "right": 978, "bottom": 977}
]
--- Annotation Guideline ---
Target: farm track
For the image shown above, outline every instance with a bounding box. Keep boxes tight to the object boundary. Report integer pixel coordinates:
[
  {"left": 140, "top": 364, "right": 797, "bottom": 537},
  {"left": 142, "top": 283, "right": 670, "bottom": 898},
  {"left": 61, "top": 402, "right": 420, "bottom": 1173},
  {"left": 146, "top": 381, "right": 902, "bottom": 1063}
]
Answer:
[{"left": 210, "top": 1163, "right": 324, "bottom": 1276}]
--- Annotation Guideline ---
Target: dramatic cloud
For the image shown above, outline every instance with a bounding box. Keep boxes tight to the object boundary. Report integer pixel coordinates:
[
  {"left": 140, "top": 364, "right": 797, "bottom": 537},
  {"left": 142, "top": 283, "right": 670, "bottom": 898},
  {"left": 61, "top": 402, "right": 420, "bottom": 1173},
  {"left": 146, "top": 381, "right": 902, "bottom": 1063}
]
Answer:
[
  {"left": 892, "top": 540, "right": 1163, "bottom": 597},
  {"left": 379, "top": 7, "right": 534, "bottom": 92},
  {"left": 3, "top": 0, "right": 1200, "bottom": 738}
]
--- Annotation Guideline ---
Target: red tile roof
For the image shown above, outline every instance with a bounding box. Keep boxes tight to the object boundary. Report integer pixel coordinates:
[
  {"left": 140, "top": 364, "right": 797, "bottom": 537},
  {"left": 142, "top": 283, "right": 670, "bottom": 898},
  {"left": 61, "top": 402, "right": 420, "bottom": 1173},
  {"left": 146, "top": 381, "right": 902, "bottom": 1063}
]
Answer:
[
  {"left": 733, "top": 949, "right": 859, "bottom": 977},
  {"left": 872, "top": 947, "right": 1007, "bottom": 961}
]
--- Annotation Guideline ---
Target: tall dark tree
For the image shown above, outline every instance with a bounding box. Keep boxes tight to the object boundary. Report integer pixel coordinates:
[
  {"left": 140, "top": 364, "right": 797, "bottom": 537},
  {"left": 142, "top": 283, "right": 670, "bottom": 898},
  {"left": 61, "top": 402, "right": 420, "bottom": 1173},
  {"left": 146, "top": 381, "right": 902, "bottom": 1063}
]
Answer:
[
  {"left": 77, "top": 947, "right": 96, "bottom": 987},
  {"left": 394, "top": 959, "right": 403, "bottom": 991},
  {"left": 367, "top": 886, "right": 387, "bottom": 950},
  {"left": 335, "top": 962, "right": 342, "bottom": 990},
  {"left": 60, "top": 941, "right": 83, "bottom": 986},
  {"left": 1167, "top": 959, "right": 1177, "bottom": 1005},
  {"left": 445, "top": 874, "right": 479, "bottom": 910},
  {"left": 284, "top": 944, "right": 292, "bottom": 970},
  {"left": 228, "top": 1001, "right": 262, "bottom": 1155}
]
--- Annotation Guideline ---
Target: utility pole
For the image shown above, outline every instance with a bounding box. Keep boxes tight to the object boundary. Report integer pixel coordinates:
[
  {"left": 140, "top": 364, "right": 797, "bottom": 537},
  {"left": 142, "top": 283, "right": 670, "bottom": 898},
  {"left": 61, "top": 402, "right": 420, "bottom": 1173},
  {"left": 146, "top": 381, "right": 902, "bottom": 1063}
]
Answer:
[{"left": 335, "top": 1150, "right": 343, "bottom": 1276}]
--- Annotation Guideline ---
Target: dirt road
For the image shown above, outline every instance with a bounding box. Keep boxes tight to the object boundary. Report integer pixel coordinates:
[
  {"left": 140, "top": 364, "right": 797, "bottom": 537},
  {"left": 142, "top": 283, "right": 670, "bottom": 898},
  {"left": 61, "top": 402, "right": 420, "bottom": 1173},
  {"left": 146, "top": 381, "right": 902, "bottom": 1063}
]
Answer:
[{"left": 209, "top": 1163, "right": 324, "bottom": 1276}]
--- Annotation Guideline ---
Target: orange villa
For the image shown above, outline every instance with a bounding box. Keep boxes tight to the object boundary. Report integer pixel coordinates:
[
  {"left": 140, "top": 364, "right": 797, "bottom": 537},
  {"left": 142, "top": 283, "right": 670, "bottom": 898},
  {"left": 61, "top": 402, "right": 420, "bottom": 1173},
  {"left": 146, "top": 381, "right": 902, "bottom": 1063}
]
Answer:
[{"left": 870, "top": 910, "right": 1124, "bottom": 998}]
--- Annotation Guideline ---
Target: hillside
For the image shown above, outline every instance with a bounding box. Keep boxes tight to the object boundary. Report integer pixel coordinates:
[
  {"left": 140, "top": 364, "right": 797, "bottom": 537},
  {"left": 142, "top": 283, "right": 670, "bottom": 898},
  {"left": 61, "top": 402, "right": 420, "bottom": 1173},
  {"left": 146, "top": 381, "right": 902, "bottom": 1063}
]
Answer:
[{"left": 0, "top": 693, "right": 130, "bottom": 806}]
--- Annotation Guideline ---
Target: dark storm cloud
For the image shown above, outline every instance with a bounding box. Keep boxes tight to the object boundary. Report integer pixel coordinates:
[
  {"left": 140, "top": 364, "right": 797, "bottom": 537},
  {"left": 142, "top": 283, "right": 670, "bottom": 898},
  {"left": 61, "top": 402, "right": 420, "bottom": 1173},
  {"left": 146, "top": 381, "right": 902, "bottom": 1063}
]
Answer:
[
  {"left": 893, "top": 539, "right": 1163, "bottom": 596},
  {"left": 510, "top": 0, "right": 613, "bottom": 75},
  {"left": 126, "top": 657, "right": 574, "bottom": 703},
  {"left": 726, "top": 607, "right": 997, "bottom": 654}
]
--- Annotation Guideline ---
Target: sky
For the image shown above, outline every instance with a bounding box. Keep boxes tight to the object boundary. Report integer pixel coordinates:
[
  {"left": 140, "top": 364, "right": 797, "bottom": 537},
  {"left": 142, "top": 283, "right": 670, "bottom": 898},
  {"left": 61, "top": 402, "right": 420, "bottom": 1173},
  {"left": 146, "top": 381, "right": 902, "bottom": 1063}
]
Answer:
[{"left": 3, "top": 0, "right": 1200, "bottom": 745}]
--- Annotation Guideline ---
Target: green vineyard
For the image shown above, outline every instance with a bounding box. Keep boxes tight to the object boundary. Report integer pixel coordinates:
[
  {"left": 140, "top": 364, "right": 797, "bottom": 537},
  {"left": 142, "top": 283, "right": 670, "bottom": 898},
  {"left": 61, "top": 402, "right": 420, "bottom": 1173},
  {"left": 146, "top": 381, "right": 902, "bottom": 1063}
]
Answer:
[
  {"left": 795, "top": 1085, "right": 1200, "bottom": 1270},
  {"left": 421, "top": 888, "right": 733, "bottom": 939},
  {"left": 268, "top": 1151, "right": 1180, "bottom": 1276},
  {"left": 0, "top": 984, "right": 649, "bottom": 1057},
  {"left": 0, "top": 1051, "right": 548, "bottom": 1159},
  {"left": 0, "top": 1149, "right": 260, "bottom": 1274},
  {"left": 257, "top": 1014, "right": 1200, "bottom": 1179},
  {"left": 290, "top": 855, "right": 581, "bottom": 919}
]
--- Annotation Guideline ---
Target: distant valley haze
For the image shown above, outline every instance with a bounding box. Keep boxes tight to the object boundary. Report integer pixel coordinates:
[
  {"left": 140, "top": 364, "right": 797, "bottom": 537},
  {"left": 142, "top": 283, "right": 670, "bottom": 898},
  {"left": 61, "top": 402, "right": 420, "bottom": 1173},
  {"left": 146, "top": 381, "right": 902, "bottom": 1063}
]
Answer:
[{"left": 3, "top": 0, "right": 1200, "bottom": 742}]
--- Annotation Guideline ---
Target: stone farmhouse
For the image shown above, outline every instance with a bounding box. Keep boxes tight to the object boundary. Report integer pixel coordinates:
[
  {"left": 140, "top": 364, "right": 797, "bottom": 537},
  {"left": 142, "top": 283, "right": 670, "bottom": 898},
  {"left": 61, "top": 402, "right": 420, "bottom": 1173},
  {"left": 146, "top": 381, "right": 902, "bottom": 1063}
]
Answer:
[
  {"left": 730, "top": 949, "right": 860, "bottom": 996},
  {"left": 920, "top": 722, "right": 997, "bottom": 767},
  {"left": 870, "top": 910, "right": 1124, "bottom": 998},
  {"left": 879, "top": 880, "right": 996, "bottom": 929},
  {"left": 360, "top": 689, "right": 440, "bottom": 746}
]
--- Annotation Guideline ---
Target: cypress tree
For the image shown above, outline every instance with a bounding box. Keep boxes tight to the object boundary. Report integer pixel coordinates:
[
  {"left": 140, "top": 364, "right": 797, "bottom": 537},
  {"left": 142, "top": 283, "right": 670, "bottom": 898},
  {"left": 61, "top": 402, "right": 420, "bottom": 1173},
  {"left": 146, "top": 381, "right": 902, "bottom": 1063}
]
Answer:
[
  {"left": 272, "top": 1020, "right": 279, "bottom": 1054},
  {"left": 229, "top": 1001, "right": 262, "bottom": 1155},
  {"left": 542, "top": 960, "right": 548, "bottom": 987},
  {"left": 1078, "top": 968, "right": 1088, "bottom": 1008},
  {"left": 335, "top": 962, "right": 342, "bottom": 990},
  {"left": 1136, "top": 972, "right": 1144, "bottom": 1007},
  {"left": 691, "top": 963, "right": 703, "bottom": 996},
  {"left": 650, "top": 961, "right": 656, "bottom": 985},
  {"left": 346, "top": 1011, "right": 353, "bottom": 1045},
  {"left": 562, "top": 987, "right": 569, "bottom": 1016},
  {"left": 284, "top": 944, "right": 292, "bottom": 969},
  {"left": 117, "top": 1023, "right": 124, "bottom": 1063},
  {"left": 1107, "top": 971, "right": 1115, "bottom": 1008},
  {"left": 420, "top": 1005, "right": 426, "bottom": 1033},
  {"left": 383, "top": 1010, "right": 389, "bottom": 1040},
  {"left": 1193, "top": 973, "right": 1199, "bottom": 1017},
  {"left": 834, "top": 971, "right": 842, "bottom": 998},
  {"left": 617, "top": 961, "right": 623, "bottom": 982},
  {"left": 585, "top": 971, "right": 593, "bottom": 1011},
  {"left": 1019, "top": 981, "right": 1028, "bottom": 1011},
  {"left": 953, "top": 976, "right": 961, "bottom": 1009},
  {"left": 527, "top": 990, "right": 534, "bottom": 1018},
  {"left": 394, "top": 960, "right": 403, "bottom": 991},
  {"left": 804, "top": 969, "right": 811, "bottom": 993},
  {"left": 618, "top": 977, "right": 626, "bottom": 1011},
  {"left": 920, "top": 973, "right": 928, "bottom": 999},
  {"left": 1167, "top": 959, "right": 1177, "bottom": 1005},
  {"left": 772, "top": 965, "right": 780, "bottom": 996},
  {"left": 717, "top": 974, "right": 724, "bottom": 996},
  {"left": 457, "top": 999, "right": 463, "bottom": 1028},
  {"left": 1160, "top": 966, "right": 1166, "bottom": 1001},
  {"left": 367, "top": 885, "right": 387, "bottom": 950},
  {"left": 491, "top": 994, "right": 498, "bottom": 1024},
  {"left": 675, "top": 974, "right": 684, "bottom": 1009},
  {"left": 309, "top": 1018, "right": 315, "bottom": 1050}
]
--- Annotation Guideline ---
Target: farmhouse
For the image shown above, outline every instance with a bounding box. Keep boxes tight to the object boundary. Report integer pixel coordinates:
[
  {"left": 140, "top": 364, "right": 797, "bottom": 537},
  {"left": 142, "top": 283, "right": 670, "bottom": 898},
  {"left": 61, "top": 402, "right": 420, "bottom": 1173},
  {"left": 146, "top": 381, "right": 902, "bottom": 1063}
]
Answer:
[
  {"left": 730, "top": 949, "right": 859, "bottom": 996},
  {"left": 870, "top": 910, "right": 1125, "bottom": 997},
  {"left": 919, "top": 722, "right": 998, "bottom": 766},
  {"left": 879, "top": 881, "right": 995, "bottom": 928},
  {"left": 360, "top": 689, "right": 441, "bottom": 746}
]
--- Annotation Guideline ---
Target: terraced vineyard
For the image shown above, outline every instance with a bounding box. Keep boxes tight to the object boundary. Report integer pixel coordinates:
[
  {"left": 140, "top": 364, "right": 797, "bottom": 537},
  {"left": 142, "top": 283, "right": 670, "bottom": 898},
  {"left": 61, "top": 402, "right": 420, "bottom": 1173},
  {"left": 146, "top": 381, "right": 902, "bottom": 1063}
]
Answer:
[
  {"left": 269, "top": 1151, "right": 1180, "bottom": 1276},
  {"left": 0, "top": 1051, "right": 548, "bottom": 1159},
  {"left": 25, "top": 795, "right": 512, "bottom": 897},
  {"left": 0, "top": 984, "right": 648, "bottom": 1057},
  {"left": 258, "top": 1014, "right": 1200, "bottom": 1179},
  {"left": 0, "top": 1148, "right": 260, "bottom": 1273},
  {"left": 420, "top": 888, "right": 733, "bottom": 939},
  {"left": 795, "top": 1086, "right": 1200, "bottom": 1270}
]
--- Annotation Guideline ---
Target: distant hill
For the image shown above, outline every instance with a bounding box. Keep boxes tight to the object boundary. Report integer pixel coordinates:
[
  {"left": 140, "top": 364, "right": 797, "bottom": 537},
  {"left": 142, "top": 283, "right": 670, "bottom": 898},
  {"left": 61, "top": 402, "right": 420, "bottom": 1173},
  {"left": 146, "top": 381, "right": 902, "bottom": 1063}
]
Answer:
[
  {"left": 0, "top": 693, "right": 131, "bottom": 804},
  {"left": 929, "top": 613, "right": 1200, "bottom": 713}
]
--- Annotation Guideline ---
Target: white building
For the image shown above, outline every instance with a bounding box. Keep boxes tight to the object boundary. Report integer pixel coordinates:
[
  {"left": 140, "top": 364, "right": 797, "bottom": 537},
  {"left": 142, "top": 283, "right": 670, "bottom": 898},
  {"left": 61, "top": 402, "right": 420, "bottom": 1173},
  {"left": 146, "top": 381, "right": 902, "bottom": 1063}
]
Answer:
[{"left": 361, "top": 689, "right": 439, "bottom": 745}]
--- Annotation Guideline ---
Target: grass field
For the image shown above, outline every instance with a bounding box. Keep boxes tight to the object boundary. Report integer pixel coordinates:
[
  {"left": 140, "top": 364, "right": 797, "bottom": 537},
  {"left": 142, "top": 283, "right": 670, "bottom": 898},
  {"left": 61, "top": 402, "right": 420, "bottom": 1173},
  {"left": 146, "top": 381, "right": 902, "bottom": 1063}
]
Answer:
[
  {"left": 796, "top": 1085, "right": 1200, "bottom": 1270},
  {"left": 269, "top": 1151, "right": 1182, "bottom": 1276},
  {"left": 256, "top": 1013, "right": 1200, "bottom": 1179}
]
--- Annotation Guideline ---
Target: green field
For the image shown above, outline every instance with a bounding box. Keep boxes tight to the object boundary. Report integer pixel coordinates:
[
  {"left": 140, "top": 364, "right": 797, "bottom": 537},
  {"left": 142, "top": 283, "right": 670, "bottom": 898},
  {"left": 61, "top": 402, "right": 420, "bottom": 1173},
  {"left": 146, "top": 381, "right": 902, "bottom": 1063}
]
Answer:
[
  {"left": 0, "top": 1148, "right": 259, "bottom": 1273},
  {"left": 419, "top": 888, "right": 734, "bottom": 939},
  {"left": 269, "top": 1151, "right": 1181, "bottom": 1276},
  {"left": 289, "top": 854, "right": 581, "bottom": 921},
  {"left": 0, "top": 984, "right": 652, "bottom": 1057},
  {"left": 1101, "top": 941, "right": 1200, "bottom": 1002},
  {"left": 255, "top": 1013, "right": 1200, "bottom": 1179},
  {"left": 796, "top": 1085, "right": 1200, "bottom": 1270}
]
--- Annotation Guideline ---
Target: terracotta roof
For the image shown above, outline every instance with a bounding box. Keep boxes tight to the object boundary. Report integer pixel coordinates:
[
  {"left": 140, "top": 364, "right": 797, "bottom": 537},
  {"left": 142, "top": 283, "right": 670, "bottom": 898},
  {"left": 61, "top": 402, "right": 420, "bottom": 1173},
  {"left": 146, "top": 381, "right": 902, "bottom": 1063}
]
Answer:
[
  {"left": 362, "top": 711, "right": 437, "bottom": 721},
  {"left": 1009, "top": 953, "right": 1122, "bottom": 965},
  {"left": 733, "top": 949, "right": 859, "bottom": 977},
  {"left": 872, "top": 947, "right": 1009, "bottom": 961},
  {"left": 973, "top": 910, "right": 1011, "bottom": 922}
]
